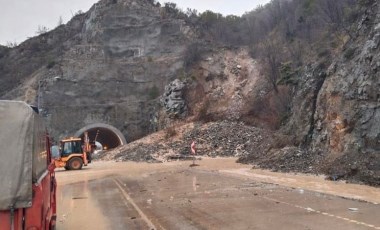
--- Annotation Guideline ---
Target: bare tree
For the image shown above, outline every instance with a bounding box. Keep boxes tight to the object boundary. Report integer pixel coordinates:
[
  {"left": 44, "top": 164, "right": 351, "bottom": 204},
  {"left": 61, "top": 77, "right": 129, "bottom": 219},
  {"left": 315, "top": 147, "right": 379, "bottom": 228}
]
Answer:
[
  {"left": 6, "top": 41, "right": 18, "bottom": 48},
  {"left": 268, "top": 0, "right": 283, "bottom": 27},
  {"left": 57, "top": 16, "right": 63, "bottom": 26},
  {"left": 287, "top": 40, "right": 303, "bottom": 66},
  {"left": 243, "top": 14, "right": 257, "bottom": 44},
  {"left": 261, "top": 39, "right": 282, "bottom": 92},
  {"left": 317, "top": 0, "right": 357, "bottom": 39},
  {"left": 36, "top": 25, "right": 49, "bottom": 35}
]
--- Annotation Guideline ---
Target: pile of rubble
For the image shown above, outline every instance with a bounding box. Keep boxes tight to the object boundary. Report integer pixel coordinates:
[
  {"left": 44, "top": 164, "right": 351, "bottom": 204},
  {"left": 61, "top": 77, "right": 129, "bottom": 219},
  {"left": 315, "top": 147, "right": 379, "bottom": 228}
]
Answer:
[
  {"left": 243, "top": 147, "right": 327, "bottom": 174},
  {"left": 96, "top": 141, "right": 168, "bottom": 163},
  {"left": 98, "top": 121, "right": 275, "bottom": 162},
  {"left": 181, "top": 121, "right": 274, "bottom": 158},
  {"left": 97, "top": 121, "right": 325, "bottom": 175}
]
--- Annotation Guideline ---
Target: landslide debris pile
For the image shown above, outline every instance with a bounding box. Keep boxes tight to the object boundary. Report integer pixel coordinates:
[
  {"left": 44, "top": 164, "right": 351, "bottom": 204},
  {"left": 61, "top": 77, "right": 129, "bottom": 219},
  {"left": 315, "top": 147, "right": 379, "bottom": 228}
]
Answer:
[
  {"left": 239, "top": 146, "right": 326, "bottom": 174},
  {"left": 97, "top": 121, "right": 274, "bottom": 162},
  {"left": 97, "top": 121, "right": 321, "bottom": 174},
  {"left": 182, "top": 121, "right": 274, "bottom": 157},
  {"left": 96, "top": 120, "right": 379, "bottom": 186}
]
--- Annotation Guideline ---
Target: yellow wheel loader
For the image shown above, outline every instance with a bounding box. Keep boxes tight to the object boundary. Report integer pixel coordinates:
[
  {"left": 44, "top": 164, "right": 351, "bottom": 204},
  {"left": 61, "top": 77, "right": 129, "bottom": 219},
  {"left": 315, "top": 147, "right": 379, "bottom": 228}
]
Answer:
[{"left": 54, "top": 132, "right": 93, "bottom": 170}]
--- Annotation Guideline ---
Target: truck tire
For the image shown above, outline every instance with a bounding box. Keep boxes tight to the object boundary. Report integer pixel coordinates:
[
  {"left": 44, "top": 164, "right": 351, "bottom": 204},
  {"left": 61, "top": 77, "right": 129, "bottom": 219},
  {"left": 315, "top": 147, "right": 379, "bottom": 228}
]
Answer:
[
  {"left": 68, "top": 157, "right": 83, "bottom": 170},
  {"left": 49, "top": 219, "right": 56, "bottom": 230},
  {"left": 64, "top": 166, "right": 70, "bottom": 170}
]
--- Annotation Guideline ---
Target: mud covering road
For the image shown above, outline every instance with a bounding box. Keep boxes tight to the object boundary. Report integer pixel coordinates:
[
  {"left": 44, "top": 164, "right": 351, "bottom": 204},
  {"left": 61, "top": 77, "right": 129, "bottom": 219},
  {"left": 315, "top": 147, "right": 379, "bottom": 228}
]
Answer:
[{"left": 56, "top": 158, "right": 380, "bottom": 230}]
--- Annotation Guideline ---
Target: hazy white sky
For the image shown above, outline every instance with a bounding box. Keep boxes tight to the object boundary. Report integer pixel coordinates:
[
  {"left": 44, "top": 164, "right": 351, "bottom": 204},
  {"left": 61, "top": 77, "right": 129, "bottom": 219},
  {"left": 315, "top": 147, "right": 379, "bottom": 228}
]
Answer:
[{"left": 0, "top": 0, "right": 269, "bottom": 46}]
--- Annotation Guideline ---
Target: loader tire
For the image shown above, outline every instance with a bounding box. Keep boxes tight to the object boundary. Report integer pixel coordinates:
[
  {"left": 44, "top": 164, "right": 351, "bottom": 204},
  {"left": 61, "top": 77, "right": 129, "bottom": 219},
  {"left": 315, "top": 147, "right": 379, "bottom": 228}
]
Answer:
[{"left": 68, "top": 157, "right": 83, "bottom": 170}]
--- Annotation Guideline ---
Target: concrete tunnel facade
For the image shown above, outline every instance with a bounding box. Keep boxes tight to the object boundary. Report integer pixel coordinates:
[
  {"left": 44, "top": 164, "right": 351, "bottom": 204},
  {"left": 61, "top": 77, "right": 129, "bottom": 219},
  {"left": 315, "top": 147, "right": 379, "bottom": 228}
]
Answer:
[{"left": 74, "top": 123, "right": 127, "bottom": 150}]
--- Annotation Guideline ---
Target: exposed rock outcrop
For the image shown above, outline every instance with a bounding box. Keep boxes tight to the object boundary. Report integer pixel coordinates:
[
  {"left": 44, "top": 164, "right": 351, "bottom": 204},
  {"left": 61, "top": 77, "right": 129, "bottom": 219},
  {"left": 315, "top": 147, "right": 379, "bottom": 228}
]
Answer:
[
  {"left": 279, "top": 1, "right": 380, "bottom": 185},
  {"left": 310, "top": 2, "right": 380, "bottom": 185},
  {"left": 161, "top": 79, "right": 187, "bottom": 118}
]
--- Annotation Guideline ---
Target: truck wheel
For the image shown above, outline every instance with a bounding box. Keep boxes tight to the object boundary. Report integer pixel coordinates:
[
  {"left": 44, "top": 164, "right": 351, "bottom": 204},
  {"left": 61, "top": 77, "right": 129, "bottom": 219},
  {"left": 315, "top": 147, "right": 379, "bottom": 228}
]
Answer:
[
  {"left": 49, "top": 219, "right": 56, "bottom": 230},
  {"left": 68, "top": 157, "right": 83, "bottom": 170}
]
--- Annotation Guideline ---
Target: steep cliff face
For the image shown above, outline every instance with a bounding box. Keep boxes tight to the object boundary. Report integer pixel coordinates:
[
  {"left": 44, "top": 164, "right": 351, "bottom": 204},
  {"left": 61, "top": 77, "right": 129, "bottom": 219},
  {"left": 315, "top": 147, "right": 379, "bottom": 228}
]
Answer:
[
  {"left": 0, "top": 0, "right": 195, "bottom": 142},
  {"left": 278, "top": 1, "right": 380, "bottom": 185},
  {"left": 311, "top": 2, "right": 380, "bottom": 184}
]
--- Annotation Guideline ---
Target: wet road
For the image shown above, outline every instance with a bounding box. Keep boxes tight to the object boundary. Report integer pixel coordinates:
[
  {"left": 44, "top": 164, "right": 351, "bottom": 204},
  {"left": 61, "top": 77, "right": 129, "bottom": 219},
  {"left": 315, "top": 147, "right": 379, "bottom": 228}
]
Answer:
[{"left": 56, "top": 158, "right": 380, "bottom": 230}]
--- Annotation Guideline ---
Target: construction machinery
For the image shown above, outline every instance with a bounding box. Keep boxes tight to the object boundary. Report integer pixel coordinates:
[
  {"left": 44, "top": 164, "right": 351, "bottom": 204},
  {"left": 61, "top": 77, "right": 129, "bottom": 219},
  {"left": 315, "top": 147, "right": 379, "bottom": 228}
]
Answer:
[
  {"left": 54, "top": 132, "right": 94, "bottom": 170},
  {"left": 0, "top": 100, "right": 57, "bottom": 230}
]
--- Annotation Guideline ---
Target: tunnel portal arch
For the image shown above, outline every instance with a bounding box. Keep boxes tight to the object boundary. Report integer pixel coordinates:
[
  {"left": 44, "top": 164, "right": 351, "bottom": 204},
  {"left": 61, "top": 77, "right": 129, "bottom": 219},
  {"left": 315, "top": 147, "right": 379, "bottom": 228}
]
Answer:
[{"left": 74, "top": 123, "right": 127, "bottom": 150}]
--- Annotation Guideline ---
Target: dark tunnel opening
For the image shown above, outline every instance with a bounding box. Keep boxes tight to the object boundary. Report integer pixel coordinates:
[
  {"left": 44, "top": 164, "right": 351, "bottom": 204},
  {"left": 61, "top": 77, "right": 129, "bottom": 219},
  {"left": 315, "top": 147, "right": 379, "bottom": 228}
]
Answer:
[{"left": 78, "top": 127, "right": 122, "bottom": 150}]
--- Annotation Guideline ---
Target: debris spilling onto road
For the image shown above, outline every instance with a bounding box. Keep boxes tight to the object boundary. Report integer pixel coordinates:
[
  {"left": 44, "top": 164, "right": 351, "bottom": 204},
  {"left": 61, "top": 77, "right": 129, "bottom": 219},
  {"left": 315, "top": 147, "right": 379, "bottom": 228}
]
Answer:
[
  {"left": 96, "top": 121, "right": 300, "bottom": 168},
  {"left": 96, "top": 121, "right": 379, "bottom": 186},
  {"left": 97, "top": 121, "right": 323, "bottom": 173},
  {"left": 96, "top": 121, "right": 275, "bottom": 162}
]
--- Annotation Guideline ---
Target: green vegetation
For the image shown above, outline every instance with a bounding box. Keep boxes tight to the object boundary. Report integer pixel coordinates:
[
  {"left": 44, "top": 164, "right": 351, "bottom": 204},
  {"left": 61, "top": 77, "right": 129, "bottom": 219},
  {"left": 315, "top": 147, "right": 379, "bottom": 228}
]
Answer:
[
  {"left": 148, "top": 85, "right": 160, "bottom": 100},
  {"left": 344, "top": 47, "right": 356, "bottom": 60},
  {"left": 278, "top": 62, "right": 299, "bottom": 86},
  {"left": 183, "top": 42, "right": 207, "bottom": 70},
  {"left": 46, "top": 60, "right": 56, "bottom": 69}
]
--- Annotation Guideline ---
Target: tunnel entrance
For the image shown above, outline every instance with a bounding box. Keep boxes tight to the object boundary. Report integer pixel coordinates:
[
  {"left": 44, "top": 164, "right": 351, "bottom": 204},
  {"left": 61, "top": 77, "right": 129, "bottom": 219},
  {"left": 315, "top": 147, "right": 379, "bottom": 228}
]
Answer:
[{"left": 74, "top": 123, "right": 127, "bottom": 150}]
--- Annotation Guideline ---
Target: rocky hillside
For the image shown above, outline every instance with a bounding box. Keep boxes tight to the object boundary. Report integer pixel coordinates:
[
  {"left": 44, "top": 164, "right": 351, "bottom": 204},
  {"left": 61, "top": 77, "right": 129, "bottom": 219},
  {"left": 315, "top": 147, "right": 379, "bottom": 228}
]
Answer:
[
  {"left": 0, "top": 0, "right": 195, "bottom": 141},
  {"left": 0, "top": 0, "right": 378, "bottom": 185},
  {"left": 311, "top": 2, "right": 380, "bottom": 184},
  {"left": 100, "top": 0, "right": 380, "bottom": 186}
]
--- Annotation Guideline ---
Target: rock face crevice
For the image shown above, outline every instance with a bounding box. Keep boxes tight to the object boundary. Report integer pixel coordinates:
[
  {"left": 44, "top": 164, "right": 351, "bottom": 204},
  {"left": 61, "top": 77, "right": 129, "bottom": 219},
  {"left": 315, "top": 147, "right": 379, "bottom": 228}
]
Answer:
[
  {"left": 304, "top": 70, "right": 327, "bottom": 146},
  {"left": 282, "top": 65, "right": 328, "bottom": 147}
]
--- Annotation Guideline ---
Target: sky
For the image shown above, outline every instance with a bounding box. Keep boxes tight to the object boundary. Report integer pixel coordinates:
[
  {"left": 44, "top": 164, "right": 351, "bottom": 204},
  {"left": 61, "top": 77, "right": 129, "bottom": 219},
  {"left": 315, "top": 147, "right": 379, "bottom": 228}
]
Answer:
[{"left": 0, "top": 0, "right": 269, "bottom": 46}]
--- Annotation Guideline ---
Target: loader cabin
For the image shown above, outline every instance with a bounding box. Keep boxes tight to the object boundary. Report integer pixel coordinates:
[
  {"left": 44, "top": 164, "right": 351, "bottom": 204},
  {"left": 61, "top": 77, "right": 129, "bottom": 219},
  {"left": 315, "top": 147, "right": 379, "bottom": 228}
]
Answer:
[{"left": 60, "top": 137, "right": 82, "bottom": 157}]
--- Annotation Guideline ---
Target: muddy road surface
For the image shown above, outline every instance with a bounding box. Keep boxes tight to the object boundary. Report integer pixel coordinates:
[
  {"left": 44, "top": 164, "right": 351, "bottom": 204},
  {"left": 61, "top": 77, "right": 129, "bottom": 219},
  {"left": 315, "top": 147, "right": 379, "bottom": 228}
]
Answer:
[{"left": 56, "top": 158, "right": 380, "bottom": 230}]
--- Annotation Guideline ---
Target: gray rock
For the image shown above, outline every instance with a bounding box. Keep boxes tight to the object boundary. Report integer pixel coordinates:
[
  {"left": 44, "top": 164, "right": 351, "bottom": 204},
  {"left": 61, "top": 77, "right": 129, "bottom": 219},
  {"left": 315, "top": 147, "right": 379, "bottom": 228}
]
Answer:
[{"left": 161, "top": 79, "right": 188, "bottom": 118}]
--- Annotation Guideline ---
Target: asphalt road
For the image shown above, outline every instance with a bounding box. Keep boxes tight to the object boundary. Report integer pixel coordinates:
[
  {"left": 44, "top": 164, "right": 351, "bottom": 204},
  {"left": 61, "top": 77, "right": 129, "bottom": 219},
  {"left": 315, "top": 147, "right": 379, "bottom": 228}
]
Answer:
[{"left": 56, "top": 158, "right": 380, "bottom": 230}]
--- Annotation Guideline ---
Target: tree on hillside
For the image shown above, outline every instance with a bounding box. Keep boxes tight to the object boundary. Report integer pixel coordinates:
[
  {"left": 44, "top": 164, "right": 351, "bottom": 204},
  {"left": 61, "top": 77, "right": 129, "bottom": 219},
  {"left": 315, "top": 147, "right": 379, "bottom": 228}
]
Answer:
[
  {"left": 242, "top": 14, "right": 257, "bottom": 44},
  {"left": 184, "top": 42, "right": 206, "bottom": 70},
  {"left": 36, "top": 25, "right": 49, "bottom": 35},
  {"left": 260, "top": 39, "right": 283, "bottom": 92},
  {"left": 185, "top": 8, "right": 199, "bottom": 25},
  {"left": 5, "top": 41, "right": 18, "bottom": 48},
  {"left": 199, "top": 10, "right": 224, "bottom": 38},
  {"left": 317, "top": 0, "right": 358, "bottom": 39},
  {"left": 162, "top": 2, "right": 184, "bottom": 18},
  {"left": 57, "top": 16, "right": 63, "bottom": 27}
]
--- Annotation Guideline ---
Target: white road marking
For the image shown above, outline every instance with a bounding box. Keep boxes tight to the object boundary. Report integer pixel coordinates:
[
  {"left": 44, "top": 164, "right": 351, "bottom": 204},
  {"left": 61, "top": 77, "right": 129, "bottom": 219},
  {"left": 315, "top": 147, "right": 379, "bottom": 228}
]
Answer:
[
  {"left": 262, "top": 196, "right": 380, "bottom": 229},
  {"left": 113, "top": 178, "right": 159, "bottom": 230}
]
